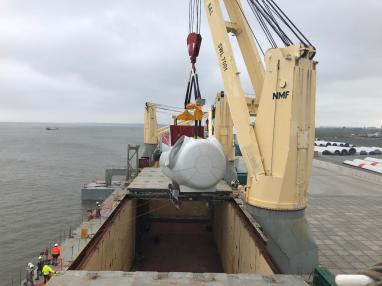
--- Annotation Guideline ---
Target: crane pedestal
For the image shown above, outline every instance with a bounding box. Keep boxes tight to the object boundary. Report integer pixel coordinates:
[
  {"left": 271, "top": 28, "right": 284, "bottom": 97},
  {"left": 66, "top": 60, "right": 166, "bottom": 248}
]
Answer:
[
  {"left": 224, "top": 160, "right": 237, "bottom": 183},
  {"left": 142, "top": 143, "right": 157, "bottom": 159},
  {"left": 246, "top": 205, "right": 318, "bottom": 275}
]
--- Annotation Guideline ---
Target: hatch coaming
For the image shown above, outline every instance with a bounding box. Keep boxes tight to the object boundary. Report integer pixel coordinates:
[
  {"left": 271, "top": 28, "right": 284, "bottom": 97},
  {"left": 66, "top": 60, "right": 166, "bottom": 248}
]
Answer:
[{"left": 69, "top": 196, "right": 278, "bottom": 275}]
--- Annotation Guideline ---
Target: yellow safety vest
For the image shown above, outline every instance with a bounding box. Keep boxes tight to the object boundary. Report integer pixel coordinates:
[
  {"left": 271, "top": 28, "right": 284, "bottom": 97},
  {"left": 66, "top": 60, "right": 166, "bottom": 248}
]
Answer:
[{"left": 42, "top": 265, "right": 54, "bottom": 276}]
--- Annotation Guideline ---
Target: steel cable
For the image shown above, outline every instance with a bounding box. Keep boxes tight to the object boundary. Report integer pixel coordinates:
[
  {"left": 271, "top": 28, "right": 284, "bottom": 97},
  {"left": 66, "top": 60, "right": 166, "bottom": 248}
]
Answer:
[
  {"left": 248, "top": 0, "right": 277, "bottom": 48},
  {"left": 267, "top": 0, "right": 312, "bottom": 46},
  {"left": 189, "top": 0, "right": 201, "bottom": 34},
  {"left": 261, "top": 0, "right": 292, "bottom": 45},
  {"left": 245, "top": 0, "right": 313, "bottom": 48},
  {"left": 233, "top": 0, "right": 265, "bottom": 55}
]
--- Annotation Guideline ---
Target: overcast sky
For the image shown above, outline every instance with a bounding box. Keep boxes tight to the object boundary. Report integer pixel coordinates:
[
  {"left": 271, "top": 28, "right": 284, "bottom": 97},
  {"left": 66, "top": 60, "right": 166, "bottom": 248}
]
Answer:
[{"left": 1, "top": 0, "right": 381, "bottom": 126}]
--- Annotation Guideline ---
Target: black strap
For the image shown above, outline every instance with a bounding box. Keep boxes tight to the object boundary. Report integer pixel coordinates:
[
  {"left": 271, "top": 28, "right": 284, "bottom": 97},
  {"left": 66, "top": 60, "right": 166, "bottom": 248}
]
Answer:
[
  {"left": 184, "top": 72, "right": 201, "bottom": 108},
  {"left": 184, "top": 78, "right": 192, "bottom": 108},
  {"left": 195, "top": 73, "right": 201, "bottom": 100}
]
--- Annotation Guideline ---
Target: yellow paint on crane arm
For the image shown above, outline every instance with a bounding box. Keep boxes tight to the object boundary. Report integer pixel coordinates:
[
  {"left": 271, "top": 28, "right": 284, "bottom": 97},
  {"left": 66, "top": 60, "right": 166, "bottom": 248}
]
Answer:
[
  {"left": 204, "top": 0, "right": 265, "bottom": 180},
  {"left": 143, "top": 103, "right": 158, "bottom": 145},
  {"left": 204, "top": 0, "right": 317, "bottom": 210},
  {"left": 223, "top": 0, "right": 265, "bottom": 102},
  {"left": 213, "top": 92, "right": 234, "bottom": 161}
]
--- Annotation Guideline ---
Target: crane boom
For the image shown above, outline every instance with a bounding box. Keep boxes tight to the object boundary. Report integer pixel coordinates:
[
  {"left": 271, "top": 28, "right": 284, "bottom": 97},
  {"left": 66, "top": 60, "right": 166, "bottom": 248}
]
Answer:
[
  {"left": 223, "top": 0, "right": 265, "bottom": 101},
  {"left": 204, "top": 0, "right": 265, "bottom": 181}
]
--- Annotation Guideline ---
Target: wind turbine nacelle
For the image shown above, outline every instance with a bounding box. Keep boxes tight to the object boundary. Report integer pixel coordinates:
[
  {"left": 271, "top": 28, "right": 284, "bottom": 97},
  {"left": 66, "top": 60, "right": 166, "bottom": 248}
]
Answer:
[{"left": 160, "top": 136, "right": 226, "bottom": 192}]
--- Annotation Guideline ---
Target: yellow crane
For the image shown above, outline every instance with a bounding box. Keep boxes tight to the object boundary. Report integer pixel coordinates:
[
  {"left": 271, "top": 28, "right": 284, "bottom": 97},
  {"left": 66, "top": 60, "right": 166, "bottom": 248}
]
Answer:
[
  {"left": 205, "top": 0, "right": 317, "bottom": 274},
  {"left": 144, "top": 0, "right": 318, "bottom": 274}
]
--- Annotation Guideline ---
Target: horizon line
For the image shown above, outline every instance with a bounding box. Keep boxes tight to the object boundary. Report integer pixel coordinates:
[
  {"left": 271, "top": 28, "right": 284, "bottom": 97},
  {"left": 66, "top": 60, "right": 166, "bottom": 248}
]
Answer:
[{"left": 0, "top": 121, "right": 380, "bottom": 128}]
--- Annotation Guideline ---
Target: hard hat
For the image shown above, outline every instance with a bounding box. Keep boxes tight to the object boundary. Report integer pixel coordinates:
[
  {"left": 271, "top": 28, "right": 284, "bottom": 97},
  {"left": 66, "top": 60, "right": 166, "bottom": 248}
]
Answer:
[
  {"left": 96, "top": 201, "right": 99, "bottom": 204},
  {"left": 28, "top": 262, "right": 34, "bottom": 268},
  {"left": 38, "top": 256, "right": 43, "bottom": 260},
  {"left": 54, "top": 243, "right": 58, "bottom": 247}
]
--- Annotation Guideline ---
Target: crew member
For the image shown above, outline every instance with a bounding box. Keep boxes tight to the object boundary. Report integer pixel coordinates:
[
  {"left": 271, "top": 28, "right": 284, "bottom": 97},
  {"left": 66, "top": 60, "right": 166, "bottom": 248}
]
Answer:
[
  {"left": 24, "top": 262, "right": 34, "bottom": 286},
  {"left": 36, "top": 256, "right": 43, "bottom": 281},
  {"left": 51, "top": 243, "right": 60, "bottom": 266},
  {"left": 43, "top": 248, "right": 49, "bottom": 264},
  {"left": 95, "top": 202, "right": 101, "bottom": 218},
  {"left": 42, "top": 264, "right": 55, "bottom": 284}
]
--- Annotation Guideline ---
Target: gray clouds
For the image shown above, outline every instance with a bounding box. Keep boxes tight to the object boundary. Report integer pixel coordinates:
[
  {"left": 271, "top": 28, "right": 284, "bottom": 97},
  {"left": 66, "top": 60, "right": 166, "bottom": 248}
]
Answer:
[{"left": 0, "top": 0, "right": 381, "bottom": 126}]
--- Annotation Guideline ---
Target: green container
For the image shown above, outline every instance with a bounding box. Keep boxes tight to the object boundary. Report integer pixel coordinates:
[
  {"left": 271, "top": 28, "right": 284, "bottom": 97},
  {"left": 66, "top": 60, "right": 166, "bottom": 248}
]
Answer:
[
  {"left": 313, "top": 266, "right": 337, "bottom": 286},
  {"left": 237, "top": 172, "right": 247, "bottom": 185}
]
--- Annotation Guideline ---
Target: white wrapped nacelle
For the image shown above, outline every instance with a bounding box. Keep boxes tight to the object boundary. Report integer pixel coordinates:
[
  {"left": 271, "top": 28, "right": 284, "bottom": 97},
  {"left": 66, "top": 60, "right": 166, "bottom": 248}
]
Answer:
[{"left": 160, "top": 136, "right": 226, "bottom": 192}]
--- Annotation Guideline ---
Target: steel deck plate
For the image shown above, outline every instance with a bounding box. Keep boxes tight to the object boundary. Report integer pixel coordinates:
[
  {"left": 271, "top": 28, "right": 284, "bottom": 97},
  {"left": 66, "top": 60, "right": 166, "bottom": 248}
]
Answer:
[
  {"left": 127, "top": 168, "right": 232, "bottom": 200},
  {"left": 48, "top": 271, "right": 305, "bottom": 285}
]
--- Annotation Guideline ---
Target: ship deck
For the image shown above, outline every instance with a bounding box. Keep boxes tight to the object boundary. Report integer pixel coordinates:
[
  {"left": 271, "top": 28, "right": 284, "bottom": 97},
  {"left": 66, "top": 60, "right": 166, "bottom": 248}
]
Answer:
[
  {"left": 128, "top": 165, "right": 382, "bottom": 276},
  {"left": 47, "top": 271, "right": 305, "bottom": 285},
  {"left": 31, "top": 162, "right": 382, "bottom": 285},
  {"left": 307, "top": 160, "right": 382, "bottom": 275}
]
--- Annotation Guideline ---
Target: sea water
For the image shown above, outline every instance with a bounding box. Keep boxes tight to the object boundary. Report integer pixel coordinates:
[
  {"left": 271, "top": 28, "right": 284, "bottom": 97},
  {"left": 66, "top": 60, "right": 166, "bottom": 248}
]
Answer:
[{"left": 0, "top": 123, "right": 142, "bottom": 284}]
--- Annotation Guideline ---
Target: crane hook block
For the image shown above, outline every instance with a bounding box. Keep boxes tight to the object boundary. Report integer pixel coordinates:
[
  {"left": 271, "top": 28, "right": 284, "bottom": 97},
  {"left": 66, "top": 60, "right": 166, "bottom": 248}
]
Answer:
[{"left": 187, "top": 33, "right": 202, "bottom": 64}]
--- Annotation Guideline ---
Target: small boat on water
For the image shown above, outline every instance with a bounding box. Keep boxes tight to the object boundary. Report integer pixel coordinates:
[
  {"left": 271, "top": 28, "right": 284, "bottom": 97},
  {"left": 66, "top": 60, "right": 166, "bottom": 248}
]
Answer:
[{"left": 46, "top": 127, "right": 59, "bottom": 131}]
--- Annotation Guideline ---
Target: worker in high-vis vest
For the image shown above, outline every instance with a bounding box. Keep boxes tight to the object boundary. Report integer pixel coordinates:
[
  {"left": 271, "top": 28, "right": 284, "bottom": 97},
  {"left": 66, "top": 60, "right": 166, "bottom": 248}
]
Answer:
[
  {"left": 42, "top": 264, "right": 55, "bottom": 283},
  {"left": 51, "top": 243, "right": 60, "bottom": 266}
]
